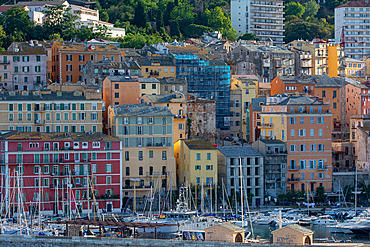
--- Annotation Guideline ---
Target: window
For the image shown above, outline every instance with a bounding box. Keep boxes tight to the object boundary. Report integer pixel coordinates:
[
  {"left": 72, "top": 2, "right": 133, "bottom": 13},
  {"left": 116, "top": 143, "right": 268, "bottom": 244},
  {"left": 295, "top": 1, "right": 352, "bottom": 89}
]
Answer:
[
  {"left": 289, "top": 117, "right": 296, "bottom": 124},
  {"left": 8, "top": 113, "right": 13, "bottom": 121},
  {"left": 9, "top": 104, "right": 13, "bottom": 111},
  {"left": 80, "top": 103, "right": 85, "bottom": 110},
  {"left": 125, "top": 167, "right": 130, "bottom": 176},
  {"left": 195, "top": 165, "right": 201, "bottom": 170},
  {"left": 206, "top": 165, "right": 213, "bottom": 170},
  {"left": 299, "top": 129, "right": 306, "bottom": 137},
  {"left": 291, "top": 129, "right": 294, "bottom": 137},
  {"left": 310, "top": 129, "right": 314, "bottom": 136},
  {"left": 106, "top": 176, "right": 111, "bottom": 185},
  {"left": 91, "top": 113, "right": 97, "bottom": 121},
  {"left": 317, "top": 117, "right": 324, "bottom": 124},
  {"left": 115, "top": 92, "right": 119, "bottom": 98},
  {"left": 141, "top": 84, "right": 146, "bottom": 89},
  {"left": 300, "top": 117, "right": 304, "bottom": 124},
  {"left": 289, "top": 144, "right": 296, "bottom": 152},
  {"left": 318, "top": 144, "right": 325, "bottom": 151},
  {"left": 148, "top": 117, "right": 153, "bottom": 124},
  {"left": 196, "top": 153, "right": 201, "bottom": 160},
  {"left": 299, "top": 160, "right": 306, "bottom": 169},
  {"left": 138, "top": 151, "right": 143, "bottom": 160},
  {"left": 207, "top": 153, "right": 211, "bottom": 160},
  {"left": 311, "top": 144, "right": 316, "bottom": 151},
  {"left": 17, "top": 113, "right": 22, "bottom": 121},
  {"left": 79, "top": 55, "right": 84, "bottom": 61},
  {"left": 282, "top": 130, "right": 285, "bottom": 140},
  {"left": 66, "top": 75, "right": 72, "bottom": 81},
  {"left": 309, "top": 160, "right": 316, "bottom": 169},
  {"left": 299, "top": 144, "right": 306, "bottom": 151},
  {"left": 55, "top": 113, "right": 61, "bottom": 121},
  {"left": 318, "top": 173, "right": 324, "bottom": 179},
  {"left": 318, "top": 159, "right": 325, "bottom": 169},
  {"left": 66, "top": 54, "right": 72, "bottom": 61},
  {"left": 107, "top": 152, "right": 111, "bottom": 160},
  {"left": 162, "top": 151, "right": 167, "bottom": 160},
  {"left": 18, "top": 104, "right": 22, "bottom": 111},
  {"left": 319, "top": 129, "right": 323, "bottom": 136},
  {"left": 106, "top": 164, "right": 112, "bottom": 173},
  {"left": 149, "top": 150, "right": 153, "bottom": 158},
  {"left": 125, "top": 151, "right": 129, "bottom": 161},
  {"left": 152, "top": 84, "right": 156, "bottom": 89}
]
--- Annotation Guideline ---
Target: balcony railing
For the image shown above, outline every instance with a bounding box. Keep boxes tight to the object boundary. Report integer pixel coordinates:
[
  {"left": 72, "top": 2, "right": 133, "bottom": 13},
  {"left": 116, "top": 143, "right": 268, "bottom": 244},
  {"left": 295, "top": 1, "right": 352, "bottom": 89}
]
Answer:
[
  {"left": 287, "top": 178, "right": 300, "bottom": 182},
  {"left": 34, "top": 119, "right": 45, "bottom": 125}
]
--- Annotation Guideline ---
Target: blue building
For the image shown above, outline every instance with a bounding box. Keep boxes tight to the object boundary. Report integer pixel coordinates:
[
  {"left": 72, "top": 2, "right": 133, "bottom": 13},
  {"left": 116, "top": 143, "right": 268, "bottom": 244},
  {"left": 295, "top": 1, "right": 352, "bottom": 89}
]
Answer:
[{"left": 174, "top": 54, "right": 230, "bottom": 130}]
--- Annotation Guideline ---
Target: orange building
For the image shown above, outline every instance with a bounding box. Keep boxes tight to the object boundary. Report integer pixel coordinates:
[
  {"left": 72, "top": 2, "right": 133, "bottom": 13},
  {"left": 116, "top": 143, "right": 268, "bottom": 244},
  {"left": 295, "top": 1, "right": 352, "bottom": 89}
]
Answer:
[
  {"left": 259, "top": 95, "right": 333, "bottom": 192},
  {"left": 270, "top": 75, "right": 340, "bottom": 129},
  {"left": 102, "top": 76, "right": 140, "bottom": 134},
  {"left": 51, "top": 41, "right": 125, "bottom": 83},
  {"left": 345, "top": 81, "right": 370, "bottom": 126}
]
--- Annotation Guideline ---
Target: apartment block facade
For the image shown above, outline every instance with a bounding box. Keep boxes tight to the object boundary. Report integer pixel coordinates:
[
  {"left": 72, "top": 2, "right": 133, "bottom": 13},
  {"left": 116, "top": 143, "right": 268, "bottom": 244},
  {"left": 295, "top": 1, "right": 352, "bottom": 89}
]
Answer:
[
  {"left": 217, "top": 146, "right": 264, "bottom": 207},
  {"left": 0, "top": 89, "right": 103, "bottom": 133},
  {"left": 108, "top": 104, "right": 176, "bottom": 209},
  {"left": 231, "top": 0, "right": 285, "bottom": 44},
  {"left": 270, "top": 75, "right": 340, "bottom": 129},
  {"left": 0, "top": 131, "right": 122, "bottom": 214},
  {"left": 51, "top": 41, "right": 125, "bottom": 83},
  {"left": 259, "top": 95, "right": 333, "bottom": 192},
  {"left": 252, "top": 139, "right": 287, "bottom": 197},
  {"left": 335, "top": 1, "right": 370, "bottom": 60},
  {"left": 0, "top": 43, "right": 47, "bottom": 91}
]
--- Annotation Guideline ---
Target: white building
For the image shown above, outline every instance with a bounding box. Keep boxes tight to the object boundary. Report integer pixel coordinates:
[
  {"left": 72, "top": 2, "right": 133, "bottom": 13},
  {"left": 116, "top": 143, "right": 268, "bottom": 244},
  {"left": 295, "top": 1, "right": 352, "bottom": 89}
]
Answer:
[
  {"left": 231, "top": 0, "right": 285, "bottom": 45},
  {"left": 335, "top": 1, "right": 370, "bottom": 60}
]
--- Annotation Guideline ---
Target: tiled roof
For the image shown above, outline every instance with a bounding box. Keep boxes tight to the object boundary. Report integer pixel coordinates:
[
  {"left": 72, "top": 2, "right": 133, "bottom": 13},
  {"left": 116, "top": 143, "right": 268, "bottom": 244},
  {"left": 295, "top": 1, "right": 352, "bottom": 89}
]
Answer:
[
  {"left": 183, "top": 139, "right": 217, "bottom": 150},
  {"left": 277, "top": 96, "right": 327, "bottom": 106},
  {"left": 137, "top": 56, "right": 175, "bottom": 66},
  {"left": 217, "top": 146, "right": 262, "bottom": 157},
  {"left": 139, "top": 78, "right": 160, "bottom": 83},
  {"left": 251, "top": 98, "right": 266, "bottom": 111},
  {"left": 277, "top": 75, "right": 340, "bottom": 88},
  {"left": 105, "top": 76, "right": 139, "bottom": 82},
  {"left": 0, "top": 91, "right": 101, "bottom": 101},
  {"left": 206, "top": 222, "right": 245, "bottom": 232},
  {"left": 336, "top": 1, "right": 370, "bottom": 8},
  {"left": 275, "top": 224, "right": 314, "bottom": 235},
  {"left": 158, "top": 77, "right": 186, "bottom": 84},
  {"left": 0, "top": 131, "right": 118, "bottom": 141},
  {"left": 114, "top": 104, "right": 173, "bottom": 117},
  {"left": 0, "top": 45, "right": 46, "bottom": 55},
  {"left": 55, "top": 41, "right": 121, "bottom": 53},
  {"left": 144, "top": 93, "right": 184, "bottom": 103},
  {"left": 240, "top": 43, "right": 293, "bottom": 54}
]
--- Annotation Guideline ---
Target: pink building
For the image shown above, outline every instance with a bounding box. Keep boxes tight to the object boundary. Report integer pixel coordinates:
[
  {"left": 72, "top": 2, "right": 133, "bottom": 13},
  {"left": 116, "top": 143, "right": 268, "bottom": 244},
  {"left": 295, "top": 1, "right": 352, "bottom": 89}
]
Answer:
[{"left": 0, "top": 131, "right": 122, "bottom": 215}]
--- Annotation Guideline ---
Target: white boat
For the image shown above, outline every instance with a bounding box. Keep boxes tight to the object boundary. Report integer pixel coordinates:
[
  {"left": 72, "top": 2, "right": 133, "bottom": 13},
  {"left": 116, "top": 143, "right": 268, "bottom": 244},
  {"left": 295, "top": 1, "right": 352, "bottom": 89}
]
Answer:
[
  {"left": 254, "top": 217, "right": 274, "bottom": 225},
  {"left": 327, "top": 218, "right": 370, "bottom": 234},
  {"left": 312, "top": 215, "right": 337, "bottom": 225}
]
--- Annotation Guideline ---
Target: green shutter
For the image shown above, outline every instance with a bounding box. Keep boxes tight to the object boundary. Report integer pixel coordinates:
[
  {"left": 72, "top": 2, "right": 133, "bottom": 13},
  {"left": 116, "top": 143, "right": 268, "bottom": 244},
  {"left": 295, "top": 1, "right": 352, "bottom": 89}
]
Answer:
[{"left": 105, "top": 164, "right": 107, "bottom": 172}]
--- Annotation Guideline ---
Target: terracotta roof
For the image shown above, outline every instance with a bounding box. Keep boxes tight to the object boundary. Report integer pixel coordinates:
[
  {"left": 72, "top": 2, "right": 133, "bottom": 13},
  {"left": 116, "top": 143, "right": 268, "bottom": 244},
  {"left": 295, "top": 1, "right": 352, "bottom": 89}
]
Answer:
[
  {"left": 336, "top": 1, "right": 370, "bottom": 8},
  {"left": 54, "top": 41, "right": 122, "bottom": 53}
]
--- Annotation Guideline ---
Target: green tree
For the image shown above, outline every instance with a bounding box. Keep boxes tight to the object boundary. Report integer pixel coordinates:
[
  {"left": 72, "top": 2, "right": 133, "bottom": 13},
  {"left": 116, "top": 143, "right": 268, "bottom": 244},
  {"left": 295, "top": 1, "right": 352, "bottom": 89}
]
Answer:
[
  {"left": 315, "top": 186, "right": 327, "bottom": 203},
  {"left": 222, "top": 28, "right": 239, "bottom": 41},
  {"left": 204, "top": 7, "right": 229, "bottom": 31},
  {"left": 285, "top": 20, "right": 330, "bottom": 43},
  {"left": 48, "top": 33, "right": 63, "bottom": 41},
  {"left": 239, "top": 32, "right": 261, "bottom": 41},
  {"left": 277, "top": 194, "right": 287, "bottom": 206},
  {"left": 183, "top": 24, "right": 212, "bottom": 37},
  {"left": 43, "top": 5, "right": 78, "bottom": 40},
  {"left": 169, "top": 19, "right": 181, "bottom": 38},
  {"left": 302, "top": 1, "right": 320, "bottom": 20},
  {"left": 164, "top": 1, "right": 175, "bottom": 26},
  {"left": 133, "top": 0, "right": 147, "bottom": 28},
  {"left": 156, "top": 9, "right": 164, "bottom": 31},
  {"left": 100, "top": 11, "right": 109, "bottom": 22},
  {"left": 170, "top": 2, "right": 195, "bottom": 32},
  {"left": 0, "top": 6, "right": 34, "bottom": 45},
  {"left": 285, "top": 2, "right": 305, "bottom": 18}
]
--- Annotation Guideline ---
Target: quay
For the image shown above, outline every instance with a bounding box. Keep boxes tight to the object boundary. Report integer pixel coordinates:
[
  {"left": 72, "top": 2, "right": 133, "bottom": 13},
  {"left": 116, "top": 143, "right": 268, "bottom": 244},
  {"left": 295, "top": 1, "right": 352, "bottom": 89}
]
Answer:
[{"left": 0, "top": 235, "right": 367, "bottom": 247}]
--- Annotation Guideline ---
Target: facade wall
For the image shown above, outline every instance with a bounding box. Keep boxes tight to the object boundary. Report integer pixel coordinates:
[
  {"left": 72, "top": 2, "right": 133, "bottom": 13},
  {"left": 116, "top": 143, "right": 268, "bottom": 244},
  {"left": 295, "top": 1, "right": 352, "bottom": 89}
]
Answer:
[
  {"left": 141, "top": 65, "right": 176, "bottom": 79},
  {"left": 139, "top": 82, "right": 160, "bottom": 96},
  {"left": 0, "top": 135, "right": 121, "bottom": 214},
  {"left": 187, "top": 99, "right": 216, "bottom": 142}
]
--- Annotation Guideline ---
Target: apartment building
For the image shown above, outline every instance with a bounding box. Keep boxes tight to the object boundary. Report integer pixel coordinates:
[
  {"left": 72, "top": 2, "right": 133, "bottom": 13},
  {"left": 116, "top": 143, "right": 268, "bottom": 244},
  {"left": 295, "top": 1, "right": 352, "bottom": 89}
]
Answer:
[
  {"left": 230, "top": 0, "right": 285, "bottom": 44},
  {"left": 332, "top": 140, "right": 355, "bottom": 172},
  {"left": 217, "top": 146, "right": 264, "bottom": 207},
  {"left": 231, "top": 43, "right": 294, "bottom": 83},
  {"left": 230, "top": 77, "right": 258, "bottom": 141},
  {"left": 345, "top": 81, "right": 370, "bottom": 126},
  {"left": 258, "top": 95, "right": 333, "bottom": 192},
  {"left": 249, "top": 97, "right": 266, "bottom": 143},
  {"left": 186, "top": 94, "right": 217, "bottom": 142},
  {"left": 335, "top": 1, "right": 370, "bottom": 60},
  {"left": 175, "top": 54, "right": 230, "bottom": 130},
  {"left": 137, "top": 55, "right": 176, "bottom": 79},
  {"left": 0, "top": 131, "right": 122, "bottom": 214},
  {"left": 0, "top": 88, "right": 102, "bottom": 133},
  {"left": 345, "top": 58, "right": 366, "bottom": 77},
  {"left": 270, "top": 75, "right": 340, "bottom": 129},
  {"left": 82, "top": 60, "right": 141, "bottom": 86},
  {"left": 0, "top": 43, "right": 47, "bottom": 91},
  {"left": 139, "top": 78, "right": 161, "bottom": 96},
  {"left": 141, "top": 93, "right": 187, "bottom": 142},
  {"left": 108, "top": 104, "right": 176, "bottom": 209},
  {"left": 51, "top": 41, "right": 125, "bottom": 83},
  {"left": 252, "top": 139, "right": 287, "bottom": 197},
  {"left": 174, "top": 139, "right": 218, "bottom": 188},
  {"left": 158, "top": 77, "right": 187, "bottom": 95},
  {"left": 350, "top": 115, "right": 370, "bottom": 162}
]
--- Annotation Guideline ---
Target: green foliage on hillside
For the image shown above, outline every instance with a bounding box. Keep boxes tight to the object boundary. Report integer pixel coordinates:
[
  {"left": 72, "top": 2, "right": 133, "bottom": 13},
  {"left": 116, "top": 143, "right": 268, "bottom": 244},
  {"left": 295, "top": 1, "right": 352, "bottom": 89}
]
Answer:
[{"left": 284, "top": 0, "right": 347, "bottom": 43}]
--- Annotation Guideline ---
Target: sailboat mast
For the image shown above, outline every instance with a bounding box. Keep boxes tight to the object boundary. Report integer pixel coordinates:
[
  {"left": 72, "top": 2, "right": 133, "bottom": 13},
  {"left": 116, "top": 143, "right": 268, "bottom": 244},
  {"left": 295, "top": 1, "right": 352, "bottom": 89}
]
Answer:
[
  {"left": 39, "top": 169, "right": 41, "bottom": 231},
  {"left": 355, "top": 162, "right": 358, "bottom": 216},
  {"left": 87, "top": 168, "right": 90, "bottom": 219},
  {"left": 222, "top": 179, "right": 225, "bottom": 217},
  {"left": 239, "top": 157, "right": 244, "bottom": 227},
  {"left": 214, "top": 174, "right": 217, "bottom": 215}
]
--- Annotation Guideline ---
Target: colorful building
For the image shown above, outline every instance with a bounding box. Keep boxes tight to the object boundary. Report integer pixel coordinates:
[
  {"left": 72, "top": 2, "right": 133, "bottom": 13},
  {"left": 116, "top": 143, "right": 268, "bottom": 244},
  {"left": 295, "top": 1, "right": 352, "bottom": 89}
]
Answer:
[
  {"left": 137, "top": 55, "right": 176, "bottom": 79},
  {"left": 270, "top": 75, "right": 340, "bottom": 129},
  {"left": 174, "top": 139, "right": 218, "bottom": 189},
  {"left": 249, "top": 98, "right": 266, "bottom": 143},
  {"left": 51, "top": 41, "right": 125, "bottom": 83},
  {"left": 109, "top": 104, "right": 176, "bottom": 211},
  {"left": 345, "top": 58, "right": 366, "bottom": 78},
  {"left": 0, "top": 131, "right": 122, "bottom": 214},
  {"left": 0, "top": 87, "right": 103, "bottom": 133},
  {"left": 259, "top": 95, "right": 333, "bottom": 192},
  {"left": 345, "top": 81, "right": 370, "bottom": 126},
  {"left": 140, "top": 93, "right": 187, "bottom": 142}
]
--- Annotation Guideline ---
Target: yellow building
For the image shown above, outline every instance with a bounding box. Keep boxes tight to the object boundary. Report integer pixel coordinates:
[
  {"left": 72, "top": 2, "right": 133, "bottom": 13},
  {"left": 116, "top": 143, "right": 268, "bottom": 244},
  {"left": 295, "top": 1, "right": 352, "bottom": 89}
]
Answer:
[
  {"left": 345, "top": 58, "right": 366, "bottom": 78},
  {"left": 174, "top": 139, "right": 218, "bottom": 188},
  {"left": 141, "top": 93, "right": 187, "bottom": 142},
  {"left": 230, "top": 78, "right": 258, "bottom": 141},
  {"left": 139, "top": 78, "right": 161, "bottom": 96},
  {"left": 137, "top": 55, "right": 176, "bottom": 79},
  {"left": 109, "top": 104, "right": 176, "bottom": 210},
  {"left": 327, "top": 44, "right": 341, "bottom": 78}
]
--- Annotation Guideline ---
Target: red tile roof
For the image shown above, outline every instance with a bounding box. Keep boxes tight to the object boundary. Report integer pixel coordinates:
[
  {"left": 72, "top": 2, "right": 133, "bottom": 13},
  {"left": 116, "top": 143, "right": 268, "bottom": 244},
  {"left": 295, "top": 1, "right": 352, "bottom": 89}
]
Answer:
[{"left": 336, "top": 1, "right": 370, "bottom": 8}]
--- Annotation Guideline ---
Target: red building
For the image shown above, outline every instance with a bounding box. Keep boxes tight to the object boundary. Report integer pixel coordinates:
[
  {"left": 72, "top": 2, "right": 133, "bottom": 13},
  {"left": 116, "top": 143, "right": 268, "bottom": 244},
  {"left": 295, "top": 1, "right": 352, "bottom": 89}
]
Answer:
[
  {"left": 0, "top": 131, "right": 122, "bottom": 215},
  {"left": 346, "top": 81, "right": 370, "bottom": 126}
]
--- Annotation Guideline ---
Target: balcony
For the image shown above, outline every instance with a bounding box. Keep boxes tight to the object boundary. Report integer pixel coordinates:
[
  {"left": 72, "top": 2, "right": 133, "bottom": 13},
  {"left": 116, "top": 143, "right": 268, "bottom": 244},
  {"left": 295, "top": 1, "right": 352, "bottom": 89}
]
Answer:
[
  {"left": 261, "top": 123, "right": 273, "bottom": 128},
  {"left": 34, "top": 119, "right": 45, "bottom": 125},
  {"left": 317, "top": 166, "right": 327, "bottom": 170},
  {"left": 147, "top": 143, "right": 171, "bottom": 148},
  {"left": 288, "top": 166, "right": 299, "bottom": 170},
  {"left": 266, "top": 150, "right": 287, "bottom": 155},
  {"left": 0, "top": 60, "right": 10, "bottom": 65},
  {"left": 287, "top": 178, "right": 300, "bottom": 182},
  {"left": 174, "top": 115, "right": 187, "bottom": 119},
  {"left": 266, "top": 179, "right": 277, "bottom": 183},
  {"left": 150, "top": 71, "right": 159, "bottom": 76},
  {"left": 265, "top": 159, "right": 287, "bottom": 164},
  {"left": 146, "top": 171, "right": 168, "bottom": 177}
]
